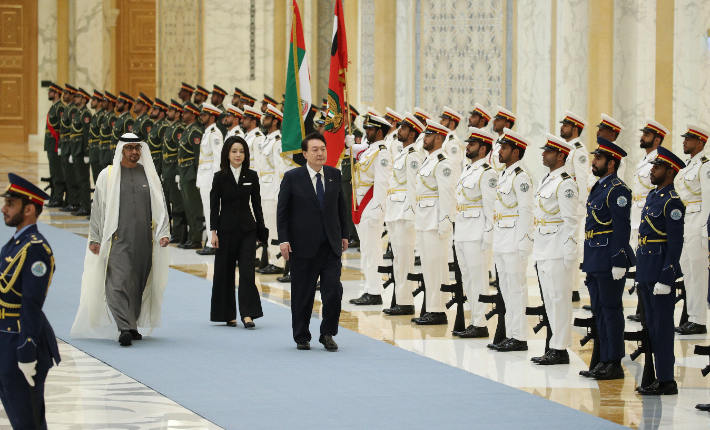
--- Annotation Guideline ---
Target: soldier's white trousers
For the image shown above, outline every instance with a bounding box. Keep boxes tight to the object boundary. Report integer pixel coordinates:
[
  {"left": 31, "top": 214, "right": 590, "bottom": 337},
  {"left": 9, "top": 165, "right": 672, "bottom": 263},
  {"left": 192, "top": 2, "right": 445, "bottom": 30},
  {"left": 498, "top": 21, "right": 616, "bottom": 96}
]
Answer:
[
  {"left": 262, "top": 199, "right": 281, "bottom": 267},
  {"left": 356, "top": 219, "right": 385, "bottom": 296},
  {"left": 537, "top": 258, "right": 573, "bottom": 350},
  {"left": 389, "top": 220, "right": 416, "bottom": 306},
  {"left": 680, "top": 234, "right": 708, "bottom": 325},
  {"left": 494, "top": 251, "right": 530, "bottom": 341},
  {"left": 455, "top": 240, "right": 491, "bottom": 327},
  {"left": 419, "top": 230, "right": 451, "bottom": 313},
  {"left": 199, "top": 184, "right": 211, "bottom": 239}
]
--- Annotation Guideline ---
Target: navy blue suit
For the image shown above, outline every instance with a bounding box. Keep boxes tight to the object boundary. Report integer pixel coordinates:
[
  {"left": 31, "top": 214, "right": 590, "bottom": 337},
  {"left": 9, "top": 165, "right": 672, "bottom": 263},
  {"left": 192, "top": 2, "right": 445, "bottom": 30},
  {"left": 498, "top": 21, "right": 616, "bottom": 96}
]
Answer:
[
  {"left": 636, "top": 185, "right": 684, "bottom": 382},
  {"left": 583, "top": 173, "right": 635, "bottom": 363},
  {"left": 0, "top": 224, "right": 60, "bottom": 430}
]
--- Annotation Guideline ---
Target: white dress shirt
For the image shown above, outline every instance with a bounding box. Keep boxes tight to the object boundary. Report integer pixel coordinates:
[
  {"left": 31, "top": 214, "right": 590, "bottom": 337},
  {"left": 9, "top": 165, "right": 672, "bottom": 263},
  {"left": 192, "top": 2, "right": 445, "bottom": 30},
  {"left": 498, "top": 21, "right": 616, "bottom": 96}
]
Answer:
[
  {"left": 306, "top": 163, "right": 324, "bottom": 193},
  {"left": 230, "top": 164, "right": 242, "bottom": 184}
]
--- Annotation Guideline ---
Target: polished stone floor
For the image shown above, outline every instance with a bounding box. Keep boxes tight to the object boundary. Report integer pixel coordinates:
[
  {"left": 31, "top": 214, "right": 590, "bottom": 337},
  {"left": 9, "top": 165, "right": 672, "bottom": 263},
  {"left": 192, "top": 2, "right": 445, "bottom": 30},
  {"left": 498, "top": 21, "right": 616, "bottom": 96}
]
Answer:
[{"left": 1, "top": 144, "right": 709, "bottom": 429}]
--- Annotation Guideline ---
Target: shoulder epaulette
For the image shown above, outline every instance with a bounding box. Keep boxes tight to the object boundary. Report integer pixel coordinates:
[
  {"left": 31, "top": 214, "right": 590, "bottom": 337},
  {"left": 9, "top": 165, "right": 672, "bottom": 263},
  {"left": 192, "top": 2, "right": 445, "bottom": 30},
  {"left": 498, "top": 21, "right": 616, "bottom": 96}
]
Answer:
[
  {"left": 514, "top": 166, "right": 523, "bottom": 174},
  {"left": 29, "top": 234, "right": 43, "bottom": 244},
  {"left": 611, "top": 178, "right": 622, "bottom": 186},
  {"left": 255, "top": 131, "right": 263, "bottom": 137},
  {"left": 574, "top": 142, "right": 582, "bottom": 148},
  {"left": 275, "top": 135, "right": 281, "bottom": 140},
  {"left": 702, "top": 156, "right": 709, "bottom": 164},
  {"left": 437, "top": 153, "right": 446, "bottom": 161},
  {"left": 379, "top": 144, "right": 387, "bottom": 151},
  {"left": 560, "top": 172, "right": 571, "bottom": 180},
  {"left": 408, "top": 146, "right": 415, "bottom": 153},
  {"left": 669, "top": 190, "right": 680, "bottom": 199},
  {"left": 481, "top": 163, "right": 491, "bottom": 169}
]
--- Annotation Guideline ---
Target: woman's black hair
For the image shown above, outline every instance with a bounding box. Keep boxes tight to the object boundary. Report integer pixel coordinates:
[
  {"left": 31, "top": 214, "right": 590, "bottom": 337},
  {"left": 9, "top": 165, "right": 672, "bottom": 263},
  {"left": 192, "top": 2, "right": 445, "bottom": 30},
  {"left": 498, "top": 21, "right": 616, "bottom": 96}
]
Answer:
[{"left": 221, "top": 135, "right": 250, "bottom": 175}]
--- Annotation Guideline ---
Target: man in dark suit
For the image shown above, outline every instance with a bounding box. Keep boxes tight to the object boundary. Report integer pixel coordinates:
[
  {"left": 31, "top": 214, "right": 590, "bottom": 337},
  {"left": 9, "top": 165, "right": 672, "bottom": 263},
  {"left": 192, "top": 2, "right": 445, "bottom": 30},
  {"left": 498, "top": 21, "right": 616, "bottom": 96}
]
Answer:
[{"left": 277, "top": 132, "right": 349, "bottom": 351}]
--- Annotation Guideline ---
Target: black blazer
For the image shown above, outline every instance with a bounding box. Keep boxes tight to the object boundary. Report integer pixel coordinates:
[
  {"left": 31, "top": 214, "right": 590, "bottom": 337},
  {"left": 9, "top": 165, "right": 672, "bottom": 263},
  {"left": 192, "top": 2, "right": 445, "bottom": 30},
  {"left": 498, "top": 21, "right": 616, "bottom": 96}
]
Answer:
[
  {"left": 277, "top": 165, "right": 349, "bottom": 259},
  {"left": 210, "top": 168, "right": 267, "bottom": 241}
]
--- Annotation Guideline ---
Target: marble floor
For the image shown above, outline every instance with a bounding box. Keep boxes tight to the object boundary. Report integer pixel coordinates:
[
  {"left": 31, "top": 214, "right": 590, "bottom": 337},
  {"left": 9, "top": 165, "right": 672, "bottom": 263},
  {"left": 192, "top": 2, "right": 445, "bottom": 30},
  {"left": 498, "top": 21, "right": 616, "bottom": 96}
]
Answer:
[{"left": 1, "top": 144, "right": 709, "bottom": 429}]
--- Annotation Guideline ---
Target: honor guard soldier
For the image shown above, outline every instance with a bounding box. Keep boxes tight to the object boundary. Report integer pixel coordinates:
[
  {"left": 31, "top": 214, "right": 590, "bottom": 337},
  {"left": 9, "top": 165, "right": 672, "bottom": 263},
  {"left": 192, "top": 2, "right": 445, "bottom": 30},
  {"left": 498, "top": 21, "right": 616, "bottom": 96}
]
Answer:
[
  {"left": 88, "top": 90, "right": 106, "bottom": 184},
  {"left": 258, "top": 105, "right": 284, "bottom": 274},
  {"left": 410, "top": 119, "right": 457, "bottom": 324},
  {"left": 224, "top": 103, "right": 244, "bottom": 139},
  {"left": 530, "top": 135, "right": 580, "bottom": 364},
  {"left": 489, "top": 128, "right": 534, "bottom": 351},
  {"left": 438, "top": 107, "right": 464, "bottom": 170},
  {"left": 178, "top": 82, "right": 195, "bottom": 105},
  {"left": 58, "top": 84, "right": 80, "bottom": 213},
  {"left": 110, "top": 92, "right": 135, "bottom": 158},
  {"left": 590, "top": 114, "right": 626, "bottom": 190},
  {"left": 210, "top": 85, "right": 228, "bottom": 135},
  {"left": 0, "top": 174, "right": 60, "bottom": 430},
  {"left": 261, "top": 94, "right": 278, "bottom": 113},
  {"left": 488, "top": 107, "right": 517, "bottom": 172},
  {"left": 559, "top": 111, "right": 589, "bottom": 302},
  {"left": 131, "top": 93, "right": 154, "bottom": 141},
  {"left": 412, "top": 107, "right": 432, "bottom": 156},
  {"left": 242, "top": 106, "right": 265, "bottom": 171},
  {"left": 193, "top": 85, "right": 209, "bottom": 106},
  {"left": 451, "top": 127, "right": 497, "bottom": 337},
  {"left": 634, "top": 146, "right": 685, "bottom": 395},
  {"left": 163, "top": 100, "right": 187, "bottom": 244},
  {"left": 146, "top": 98, "right": 170, "bottom": 176},
  {"left": 196, "top": 103, "right": 224, "bottom": 256},
  {"left": 98, "top": 92, "right": 118, "bottom": 170},
  {"left": 177, "top": 102, "right": 205, "bottom": 250},
  {"left": 581, "top": 137, "right": 635, "bottom": 380},
  {"left": 383, "top": 108, "right": 404, "bottom": 153},
  {"left": 468, "top": 103, "right": 492, "bottom": 130},
  {"left": 676, "top": 124, "right": 710, "bottom": 335},
  {"left": 343, "top": 105, "right": 363, "bottom": 248},
  {"left": 69, "top": 88, "right": 93, "bottom": 216},
  {"left": 239, "top": 93, "right": 257, "bottom": 110},
  {"left": 382, "top": 113, "right": 424, "bottom": 315},
  {"left": 231, "top": 87, "right": 242, "bottom": 107},
  {"left": 350, "top": 115, "right": 392, "bottom": 306},
  {"left": 44, "top": 82, "right": 67, "bottom": 207}
]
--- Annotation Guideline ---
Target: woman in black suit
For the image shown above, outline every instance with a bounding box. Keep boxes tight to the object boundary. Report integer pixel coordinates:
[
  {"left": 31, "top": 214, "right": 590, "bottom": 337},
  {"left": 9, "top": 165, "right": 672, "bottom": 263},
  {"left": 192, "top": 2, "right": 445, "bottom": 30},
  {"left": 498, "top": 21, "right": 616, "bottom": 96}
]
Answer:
[{"left": 210, "top": 136, "right": 267, "bottom": 328}]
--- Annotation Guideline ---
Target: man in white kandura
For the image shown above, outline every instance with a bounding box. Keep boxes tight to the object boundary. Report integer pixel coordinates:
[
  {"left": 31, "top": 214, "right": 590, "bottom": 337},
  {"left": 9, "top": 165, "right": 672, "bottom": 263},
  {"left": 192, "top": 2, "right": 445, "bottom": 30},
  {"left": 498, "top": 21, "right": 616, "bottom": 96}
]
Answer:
[
  {"left": 196, "top": 103, "right": 224, "bottom": 256},
  {"left": 72, "top": 133, "right": 170, "bottom": 346},
  {"left": 530, "top": 134, "right": 579, "bottom": 365}
]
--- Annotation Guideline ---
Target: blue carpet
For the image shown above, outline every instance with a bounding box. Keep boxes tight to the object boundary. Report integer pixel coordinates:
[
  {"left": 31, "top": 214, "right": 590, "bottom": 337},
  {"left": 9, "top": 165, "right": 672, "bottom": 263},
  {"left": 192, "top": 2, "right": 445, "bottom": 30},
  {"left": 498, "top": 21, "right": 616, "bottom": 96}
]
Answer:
[{"left": 7, "top": 222, "right": 624, "bottom": 429}]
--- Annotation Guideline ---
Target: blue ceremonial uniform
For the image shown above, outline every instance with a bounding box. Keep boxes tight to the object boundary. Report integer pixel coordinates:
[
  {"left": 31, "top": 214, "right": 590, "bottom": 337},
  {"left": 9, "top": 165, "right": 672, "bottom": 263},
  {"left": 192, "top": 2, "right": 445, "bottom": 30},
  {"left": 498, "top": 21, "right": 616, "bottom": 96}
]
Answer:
[
  {"left": 583, "top": 172, "right": 635, "bottom": 363},
  {"left": 0, "top": 224, "right": 60, "bottom": 430}
]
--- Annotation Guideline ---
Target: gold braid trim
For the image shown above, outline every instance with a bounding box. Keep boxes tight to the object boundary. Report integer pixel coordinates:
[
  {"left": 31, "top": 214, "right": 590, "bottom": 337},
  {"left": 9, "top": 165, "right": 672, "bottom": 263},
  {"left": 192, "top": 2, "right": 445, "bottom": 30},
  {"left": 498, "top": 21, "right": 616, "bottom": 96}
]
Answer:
[{"left": 0, "top": 243, "right": 30, "bottom": 294}]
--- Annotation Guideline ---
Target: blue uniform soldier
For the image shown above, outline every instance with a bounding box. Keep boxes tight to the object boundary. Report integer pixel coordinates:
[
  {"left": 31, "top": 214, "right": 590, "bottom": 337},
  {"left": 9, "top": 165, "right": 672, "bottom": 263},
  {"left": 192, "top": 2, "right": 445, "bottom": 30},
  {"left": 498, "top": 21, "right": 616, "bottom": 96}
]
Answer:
[
  {"left": 581, "top": 137, "right": 635, "bottom": 381},
  {"left": 635, "top": 146, "right": 685, "bottom": 395},
  {"left": 0, "top": 174, "right": 60, "bottom": 429}
]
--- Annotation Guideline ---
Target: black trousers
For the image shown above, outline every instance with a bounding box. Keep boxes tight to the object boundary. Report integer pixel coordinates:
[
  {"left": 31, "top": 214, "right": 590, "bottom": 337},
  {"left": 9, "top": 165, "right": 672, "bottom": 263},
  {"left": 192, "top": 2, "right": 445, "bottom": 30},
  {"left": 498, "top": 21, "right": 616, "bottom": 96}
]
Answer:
[
  {"left": 0, "top": 361, "right": 50, "bottom": 430},
  {"left": 290, "top": 242, "right": 343, "bottom": 343},
  {"left": 210, "top": 228, "right": 263, "bottom": 322}
]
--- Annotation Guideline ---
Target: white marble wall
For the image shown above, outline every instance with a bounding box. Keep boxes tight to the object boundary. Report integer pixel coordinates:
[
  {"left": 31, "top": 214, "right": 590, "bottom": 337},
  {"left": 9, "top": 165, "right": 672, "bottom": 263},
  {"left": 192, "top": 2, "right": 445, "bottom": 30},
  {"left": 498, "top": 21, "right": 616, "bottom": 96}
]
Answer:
[
  {"left": 555, "top": 0, "right": 588, "bottom": 143},
  {"left": 673, "top": 0, "right": 710, "bottom": 154},
  {"left": 515, "top": 0, "right": 551, "bottom": 184},
  {"left": 613, "top": 0, "right": 656, "bottom": 184},
  {"left": 360, "top": 0, "right": 375, "bottom": 105},
  {"left": 69, "top": 0, "right": 105, "bottom": 92},
  {"left": 395, "top": 0, "right": 415, "bottom": 113},
  {"left": 36, "top": 0, "right": 58, "bottom": 140},
  {"left": 156, "top": 0, "right": 202, "bottom": 100}
]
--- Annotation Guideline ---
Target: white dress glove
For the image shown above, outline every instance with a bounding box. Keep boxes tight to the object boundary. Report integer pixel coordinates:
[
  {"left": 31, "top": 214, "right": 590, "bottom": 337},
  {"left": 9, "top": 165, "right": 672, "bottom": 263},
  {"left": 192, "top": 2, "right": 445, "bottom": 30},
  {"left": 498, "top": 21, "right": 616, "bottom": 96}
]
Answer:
[
  {"left": 57, "top": 148, "right": 62, "bottom": 156},
  {"left": 518, "top": 249, "right": 531, "bottom": 261},
  {"left": 18, "top": 361, "right": 37, "bottom": 387},
  {"left": 405, "top": 221, "right": 415, "bottom": 232},
  {"left": 563, "top": 259, "right": 575, "bottom": 270},
  {"left": 438, "top": 223, "right": 452, "bottom": 237},
  {"left": 653, "top": 283, "right": 671, "bottom": 295},
  {"left": 480, "top": 241, "right": 492, "bottom": 253},
  {"left": 84, "top": 156, "right": 90, "bottom": 163},
  {"left": 611, "top": 267, "right": 626, "bottom": 280},
  {"left": 68, "top": 155, "right": 73, "bottom": 163},
  {"left": 345, "top": 134, "right": 355, "bottom": 148}
]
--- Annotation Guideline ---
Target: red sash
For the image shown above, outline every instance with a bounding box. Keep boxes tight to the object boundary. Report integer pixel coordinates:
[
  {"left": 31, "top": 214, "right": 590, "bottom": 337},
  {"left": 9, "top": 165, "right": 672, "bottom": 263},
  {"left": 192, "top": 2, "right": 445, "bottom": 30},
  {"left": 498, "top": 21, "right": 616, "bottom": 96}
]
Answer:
[
  {"left": 47, "top": 114, "right": 59, "bottom": 151},
  {"left": 352, "top": 186, "right": 373, "bottom": 225}
]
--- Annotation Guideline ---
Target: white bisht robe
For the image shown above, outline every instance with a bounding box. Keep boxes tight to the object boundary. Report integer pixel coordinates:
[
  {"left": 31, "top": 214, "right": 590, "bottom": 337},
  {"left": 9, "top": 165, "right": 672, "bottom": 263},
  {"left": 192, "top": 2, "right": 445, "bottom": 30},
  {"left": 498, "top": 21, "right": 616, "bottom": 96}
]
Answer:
[{"left": 71, "top": 140, "right": 170, "bottom": 340}]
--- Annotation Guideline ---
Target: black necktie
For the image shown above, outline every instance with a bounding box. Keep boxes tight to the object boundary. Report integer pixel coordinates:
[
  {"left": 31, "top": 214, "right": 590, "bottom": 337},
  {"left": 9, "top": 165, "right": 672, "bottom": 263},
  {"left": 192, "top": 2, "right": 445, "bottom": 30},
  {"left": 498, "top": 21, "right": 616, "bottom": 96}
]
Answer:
[{"left": 316, "top": 172, "right": 325, "bottom": 209}]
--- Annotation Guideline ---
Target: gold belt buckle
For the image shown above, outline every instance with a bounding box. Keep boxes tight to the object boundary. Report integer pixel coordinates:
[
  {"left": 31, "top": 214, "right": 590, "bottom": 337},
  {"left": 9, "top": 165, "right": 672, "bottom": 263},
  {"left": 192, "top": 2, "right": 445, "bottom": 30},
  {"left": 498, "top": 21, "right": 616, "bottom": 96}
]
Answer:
[
  {"left": 638, "top": 236, "right": 648, "bottom": 246},
  {"left": 493, "top": 213, "right": 501, "bottom": 222},
  {"left": 585, "top": 231, "right": 593, "bottom": 240}
]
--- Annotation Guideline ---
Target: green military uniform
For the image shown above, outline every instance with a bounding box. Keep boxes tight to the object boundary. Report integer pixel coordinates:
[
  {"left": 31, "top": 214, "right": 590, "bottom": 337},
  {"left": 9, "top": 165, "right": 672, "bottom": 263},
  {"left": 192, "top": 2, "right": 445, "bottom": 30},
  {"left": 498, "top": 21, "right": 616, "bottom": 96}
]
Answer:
[
  {"left": 59, "top": 99, "right": 80, "bottom": 208},
  {"left": 110, "top": 111, "right": 135, "bottom": 160},
  {"left": 70, "top": 95, "right": 92, "bottom": 213},
  {"left": 88, "top": 107, "right": 105, "bottom": 183},
  {"left": 148, "top": 117, "right": 168, "bottom": 175},
  {"left": 162, "top": 114, "right": 187, "bottom": 242},
  {"left": 133, "top": 112, "right": 153, "bottom": 141},
  {"left": 342, "top": 124, "right": 363, "bottom": 242},
  {"left": 44, "top": 98, "right": 66, "bottom": 204},
  {"left": 99, "top": 110, "right": 117, "bottom": 169},
  {"left": 178, "top": 121, "right": 204, "bottom": 244}
]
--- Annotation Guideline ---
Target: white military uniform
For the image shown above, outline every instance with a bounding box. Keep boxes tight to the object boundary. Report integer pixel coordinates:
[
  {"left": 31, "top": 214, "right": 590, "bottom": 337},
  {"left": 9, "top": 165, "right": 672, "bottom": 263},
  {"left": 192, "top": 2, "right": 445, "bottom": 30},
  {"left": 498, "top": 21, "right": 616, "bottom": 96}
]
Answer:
[
  {"left": 225, "top": 124, "right": 244, "bottom": 139},
  {"left": 384, "top": 145, "right": 422, "bottom": 306},
  {"left": 676, "top": 151, "right": 710, "bottom": 326},
  {"left": 564, "top": 137, "right": 589, "bottom": 290},
  {"left": 488, "top": 135, "right": 507, "bottom": 172},
  {"left": 260, "top": 129, "right": 282, "bottom": 267},
  {"left": 454, "top": 158, "right": 497, "bottom": 327},
  {"left": 493, "top": 160, "right": 534, "bottom": 341},
  {"left": 384, "top": 128, "right": 402, "bottom": 154},
  {"left": 532, "top": 167, "right": 579, "bottom": 350},
  {"left": 354, "top": 141, "right": 392, "bottom": 296},
  {"left": 415, "top": 148, "right": 457, "bottom": 312},
  {"left": 631, "top": 149, "right": 658, "bottom": 248},
  {"left": 443, "top": 132, "right": 464, "bottom": 173},
  {"left": 243, "top": 126, "right": 265, "bottom": 173},
  {"left": 196, "top": 122, "right": 223, "bottom": 236}
]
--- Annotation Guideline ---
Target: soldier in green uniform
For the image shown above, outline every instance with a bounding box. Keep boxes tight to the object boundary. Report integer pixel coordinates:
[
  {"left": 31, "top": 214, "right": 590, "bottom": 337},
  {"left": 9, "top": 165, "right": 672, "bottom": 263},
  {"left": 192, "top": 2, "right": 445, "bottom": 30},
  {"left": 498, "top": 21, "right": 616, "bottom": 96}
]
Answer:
[
  {"left": 176, "top": 102, "right": 204, "bottom": 249},
  {"left": 132, "top": 93, "right": 154, "bottom": 141},
  {"left": 58, "top": 84, "right": 80, "bottom": 212},
  {"left": 44, "top": 82, "right": 66, "bottom": 207},
  {"left": 162, "top": 100, "right": 187, "bottom": 244},
  {"left": 231, "top": 87, "right": 242, "bottom": 107},
  {"left": 98, "top": 92, "right": 118, "bottom": 170},
  {"left": 194, "top": 85, "right": 209, "bottom": 107},
  {"left": 342, "top": 104, "right": 363, "bottom": 247},
  {"left": 178, "top": 82, "right": 194, "bottom": 105},
  {"left": 110, "top": 92, "right": 135, "bottom": 160},
  {"left": 239, "top": 93, "right": 256, "bottom": 110},
  {"left": 261, "top": 94, "right": 278, "bottom": 113},
  {"left": 69, "top": 88, "right": 93, "bottom": 216},
  {"left": 88, "top": 89, "right": 106, "bottom": 184},
  {"left": 211, "top": 84, "right": 228, "bottom": 136}
]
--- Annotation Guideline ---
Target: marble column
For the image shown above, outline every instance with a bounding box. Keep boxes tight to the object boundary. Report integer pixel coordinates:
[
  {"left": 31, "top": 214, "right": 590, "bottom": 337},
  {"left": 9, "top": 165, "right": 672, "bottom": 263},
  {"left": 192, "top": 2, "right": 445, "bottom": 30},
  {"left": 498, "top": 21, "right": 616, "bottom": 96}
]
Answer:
[
  {"left": 613, "top": 0, "right": 656, "bottom": 184},
  {"left": 156, "top": 0, "right": 202, "bottom": 100},
  {"left": 673, "top": 0, "right": 710, "bottom": 154},
  {"left": 515, "top": 0, "right": 551, "bottom": 184},
  {"left": 36, "top": 0, "right": 58, "bottom": 139},
  {"left": 69, "top": 0, "right": 105, "bottom": 92},
  {"left": 395, "top": 0, "right": 415, "bottom": 113}
]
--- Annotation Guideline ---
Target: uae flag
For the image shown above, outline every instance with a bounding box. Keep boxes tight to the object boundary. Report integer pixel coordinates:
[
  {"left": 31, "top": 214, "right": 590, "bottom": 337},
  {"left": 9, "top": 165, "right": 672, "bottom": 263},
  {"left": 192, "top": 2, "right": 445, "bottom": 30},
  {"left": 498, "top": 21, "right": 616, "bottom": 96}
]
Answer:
[
  {"left": 323, "top": 0, "right": 349, "bottom": 167},
  {"left": 281, "top": 0, "right": 312, "bottom": 159}
]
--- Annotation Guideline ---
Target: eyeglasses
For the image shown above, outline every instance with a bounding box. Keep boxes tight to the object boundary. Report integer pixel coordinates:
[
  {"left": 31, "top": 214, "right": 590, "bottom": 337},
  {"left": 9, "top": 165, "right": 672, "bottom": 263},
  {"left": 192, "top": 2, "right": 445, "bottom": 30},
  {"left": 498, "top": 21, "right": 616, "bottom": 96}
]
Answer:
[{"left": 124, "top": 145, "right": 142, "bottom": 152}]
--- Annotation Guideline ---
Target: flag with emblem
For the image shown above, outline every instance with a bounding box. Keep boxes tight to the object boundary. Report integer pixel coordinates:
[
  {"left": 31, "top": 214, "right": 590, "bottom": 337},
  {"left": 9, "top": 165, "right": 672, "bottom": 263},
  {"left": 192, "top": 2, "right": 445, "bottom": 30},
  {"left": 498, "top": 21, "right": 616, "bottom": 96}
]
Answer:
[
  {"left": 281, "top": 0, "right": 312, "bottom": 159},
  {"left": 323, "top": 0, "right": 348, "bottom": 167}
]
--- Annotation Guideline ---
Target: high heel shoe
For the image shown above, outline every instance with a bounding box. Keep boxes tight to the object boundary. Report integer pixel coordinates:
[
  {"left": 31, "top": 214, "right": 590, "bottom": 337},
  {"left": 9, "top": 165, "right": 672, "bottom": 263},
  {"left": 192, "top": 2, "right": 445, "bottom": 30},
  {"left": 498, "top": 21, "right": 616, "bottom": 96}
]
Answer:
[
  {"left": 226, "top": 321, "right": 237, "bottom": 327},
  {"left": 242, "top": 318, "right": 255, "bottom": 329}
]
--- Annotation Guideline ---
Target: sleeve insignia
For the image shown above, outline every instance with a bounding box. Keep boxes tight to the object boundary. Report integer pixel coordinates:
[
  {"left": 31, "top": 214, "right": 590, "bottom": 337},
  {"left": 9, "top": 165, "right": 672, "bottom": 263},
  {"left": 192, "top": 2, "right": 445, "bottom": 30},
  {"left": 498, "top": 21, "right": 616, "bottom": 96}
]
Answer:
[
  {"left": 564, "top": 189, "right": 575, "bottom": 198},
  {"left": 670, "top": 208, "right": 683, "bottom": 220},
  {"left": 519, "top": 182, "right": 529, "bottom": 192},
  {"left": 84, "top": 117, "right": 90, "bottom": 123},
  {"left": 450, "top": 146, "right": 458, "bottom": 154},
  {"left": 616, "top": 195, "right": 628, "bottom": 207},
  {"left": 706, "top": 171, "right": 710, "bottom": 179},
  {"left": 410, "top": 160, "right": 419, "bottom": 169},
  {"left": 488, "top": 178, "right": 497, "bottom": 188},
  {"left": 194, "top": 137, "right": 201, "bottom": 144},
  {"left": 579, "top": 155, "right": 587, "bottom": 163},
  {"left": 146, "top": 126, "right": 152, "bottom": 133},
  {"left": 31, "top": 261, "right": 47, "bottom": 277},
  {"left": 443, "top": 167, "right": 452, "bottom": 177},
  {"left": 127, "top": 124, "right": 133, "bottom": 131}
]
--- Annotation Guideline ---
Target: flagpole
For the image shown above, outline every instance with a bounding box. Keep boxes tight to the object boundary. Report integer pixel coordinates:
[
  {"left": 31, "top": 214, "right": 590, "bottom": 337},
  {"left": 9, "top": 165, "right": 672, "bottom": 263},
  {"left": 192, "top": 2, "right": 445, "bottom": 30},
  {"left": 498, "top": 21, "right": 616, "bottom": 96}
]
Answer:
[
  {"left": 291, "top": 3, "right": 306, "bottom": 139},
  {"left": 342, "top": 68, "right": 357, "bottom": 211}
]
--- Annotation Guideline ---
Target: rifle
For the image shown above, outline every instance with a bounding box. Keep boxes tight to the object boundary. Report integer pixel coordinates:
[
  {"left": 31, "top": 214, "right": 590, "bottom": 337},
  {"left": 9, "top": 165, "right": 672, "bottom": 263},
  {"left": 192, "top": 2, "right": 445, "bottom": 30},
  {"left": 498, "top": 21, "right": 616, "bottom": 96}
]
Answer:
[
  {"left": 479, "top": 289, "right": 506, "bottom": 345},
  {"left": 441, "top": 244, "right": 467, "bottom": 333},
  {"left": 526, "top": 264, "right": 551, "bottom": 352},
  {"left": 694, "top": 344, "right": 710, "bottom": 377},
  {"left": 624, "top": 297, "right": 656, "bottom": 388},
  {"left": 674, "top": 279, "right": 689, "bottom": 327},
  {"left": 408, "top": 272, "right": 426, "bottom": 319},
  {"left": 574, "top": 315, "right": 600, "bottom": 374},
  {"left": 378, "top": 264, "right": 397, "bottom": 308},
  {"left": 40, "top": 176, "right": 53, "bottom": 192}
]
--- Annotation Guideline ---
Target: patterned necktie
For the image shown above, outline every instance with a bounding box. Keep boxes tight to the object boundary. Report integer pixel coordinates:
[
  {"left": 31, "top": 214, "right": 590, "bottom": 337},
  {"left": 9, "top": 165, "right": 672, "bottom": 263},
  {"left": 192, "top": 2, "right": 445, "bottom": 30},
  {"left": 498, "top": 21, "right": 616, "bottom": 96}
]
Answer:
[{"left": 316, "top": 172, "right": 325, "bottom": 209}]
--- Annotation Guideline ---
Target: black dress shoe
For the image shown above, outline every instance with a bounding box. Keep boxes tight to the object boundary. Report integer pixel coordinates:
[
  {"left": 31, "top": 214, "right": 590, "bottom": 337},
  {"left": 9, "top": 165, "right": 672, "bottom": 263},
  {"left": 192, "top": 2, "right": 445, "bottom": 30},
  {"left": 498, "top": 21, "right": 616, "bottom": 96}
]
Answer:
[
  {"left": 277, "top": 274, "right": 291, "bottom": 283},
  {"left": 676, "top": 322, "right": 707, "bottom": 335},
  {"left": 119, "top": 331, "right": 133, "bottom": 346},
  {"left": 348, "top": 239, "right": 360, "bottom": 248},
  {"left": 531, "top": 349, "right": 553, "bottom": 363},
  {"left": 71, "top": 208, "right": 90, "bottom": 216},
  {"left": 457, "top": 326, "right": 489, "bottom": 339},
  {"left": 179, "top": 241, "right": 202, "bottom": 250},
  {"left": 177, "top": 241, "right": 191, "bottom": 249},
  {"left": 572, "top": 291, "right": 580, "bottom": 302},
  {"left": 414, "top": 256, "right": 421, "bottom": 266},
  {"left": 637, "top": 380, "right": 678, "bottom": 395},
  {"left": 582, "top": 304, "right": 592, "bottom": 311},
  {"left": 129, "top": 330, "right": 142, "bottom": 340},
  {"left": 487, "top": 338, "right": 510, "bottom": 350},
  {"left": 60, "top": 204, "right": 78, "bottom": 212},
  {"left": 259, "top": 264, "right": 284, "bottom": 275},
  {"left": 627, "top": 314, "right": 642, "bottom": 322},
  {"left": 452, "top": 325, "right": 473, "bottom": 337},
  {"left": 319, "top": 335, "right": 338, "bottom": 351},
  {"left": 383, "top": 305, "right": 415, "bottom": 315},
  {"left": 383, "top": 250, "right": 394, "bottom": 260},
  {"left": 349, "top": 293, "right": 383, "bottom": 305},
  {"left": 536, "top": 349, "right": 570, "bottom": 365},
  {"left": 226, "top": 321, "right": 237, "bottom": 327},
  {"left": 414, "top": 312, "right": 448, "bottom": 325},
  {"left": 696, "top": 404, "right": 710, "bottom": 412},
  {"left": 496, "top": 338, "right": 528, "bottom": 352},
  {"left": 296, "top": 341, "right": 310, "bottom": 350},
  {"left": 580, "top": 362, "right": 605, "bottom": 378},
  {"left": 169, "top": 236, "right": 183, "bottom": 244},
  {"left": 196, "top": 246, "right": 216, "bottom": 255},
  {"left": 593, "top": 363, "right": 625, "bottom": 380},
  {"left": 45, "top": 199, "right": 63, "bottom": 208}
]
